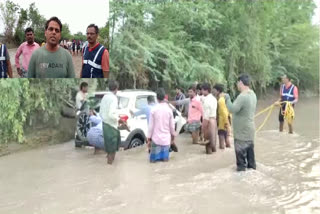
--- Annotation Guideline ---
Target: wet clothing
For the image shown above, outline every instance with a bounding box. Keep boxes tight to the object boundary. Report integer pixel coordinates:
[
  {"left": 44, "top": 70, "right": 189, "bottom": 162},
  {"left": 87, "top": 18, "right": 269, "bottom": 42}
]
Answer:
[
  {"left": 234, "top": 139, "right": 256, "bottom": 171},
  {"left": 99, "top": 92, "right": 118, "bottom": 129},
  {"left": 81, "top": 43, "right": 109, "bottom": 78},
  {"left": 217, "top": 95, "right": 231, "bottom": 132},
  {"left": 87, "top": 115, "right": 104, "bottom": 149},
  {"left": 0, "top": 44, "right": 11, "bottom": 78},
  {"left": 187, "top": 97, "right": 203, "bottom": 123},
  {"left": 147, "top": 102, "right": 175, "bottom": 147},
  {"left": 28, "top": 46, "right": 75, "bottom": 78},
  {"left": 202, "top": 94, "right": 217, "bottom": 120},
  {"left": 103, "top": 122, "right": 120, "bottom": 153},
  {"left": 226, "top": 90, "right": 257, "bottom": 141},
  {"left": 150, "top": 141, "right": 170, "bottom": 162},
  {"left": 226, "top": 89, "right": 257, "bottom": 171},
  {"left": 184, "top": 121, "right": 201, "bottom": 132},
  {"left": 279, "top": 83, "right": 298, "bottom": 122}
]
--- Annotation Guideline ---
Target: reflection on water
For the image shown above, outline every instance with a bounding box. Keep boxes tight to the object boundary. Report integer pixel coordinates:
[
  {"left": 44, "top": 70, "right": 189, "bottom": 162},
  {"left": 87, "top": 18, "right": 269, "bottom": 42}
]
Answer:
[{"left": 0, "top": 98, "right": 319, "bottom": 214}]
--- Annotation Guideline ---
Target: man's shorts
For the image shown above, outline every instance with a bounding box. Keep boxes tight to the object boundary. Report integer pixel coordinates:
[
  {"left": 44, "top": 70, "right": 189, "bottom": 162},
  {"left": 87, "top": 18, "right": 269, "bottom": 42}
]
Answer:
[{"left": 184, "top": 121, "right": 201, "bottom": 132}]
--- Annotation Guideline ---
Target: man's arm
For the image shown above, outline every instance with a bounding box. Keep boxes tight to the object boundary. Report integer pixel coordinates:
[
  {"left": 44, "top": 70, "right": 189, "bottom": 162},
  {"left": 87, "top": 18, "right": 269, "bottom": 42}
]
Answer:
[
  {"left": 27, "top": 52, "right": 36, "bottom": 78},
  {"left": 67, "top": 52, "right": 75, "bottom": 78},
  {"left": 101, "top": 49, "right": 109, "bottom": 78},
  {"left": 15, "top": 45, "right": 23, "bottom": 76},
  {"left": 292, "top": 86, "right": 299, "bottom": 104},
  {"left": 147, "top": 110, "right": 154, "bottom": 140},
  {"left": 6, "top": 60, "right": 13, "bottom": 78},
  {"left": 225, "top": 94, "right": 243, "bottom": 114},
  {"left": 173, "top": 98, "right": 190, "bottom": 106}
]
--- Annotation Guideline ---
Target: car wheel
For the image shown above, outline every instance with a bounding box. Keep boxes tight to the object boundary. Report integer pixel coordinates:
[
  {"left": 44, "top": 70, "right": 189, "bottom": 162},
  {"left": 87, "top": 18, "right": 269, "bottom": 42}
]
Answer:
[
  {"left": 76, "top": 112, "right": 91, "bottom": 142},
  {"left": 75, "top": 140, "right": 83, "bottom": 148},
  {"left": 129, "top": 138, "right": 144, "bottom": 149}
]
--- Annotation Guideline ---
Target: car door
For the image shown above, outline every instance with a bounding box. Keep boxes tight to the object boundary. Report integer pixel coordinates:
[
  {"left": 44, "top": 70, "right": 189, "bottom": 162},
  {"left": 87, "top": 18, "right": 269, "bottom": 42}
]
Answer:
[{"left": 131, "top": 95, "right": 150, "bottom": 136}]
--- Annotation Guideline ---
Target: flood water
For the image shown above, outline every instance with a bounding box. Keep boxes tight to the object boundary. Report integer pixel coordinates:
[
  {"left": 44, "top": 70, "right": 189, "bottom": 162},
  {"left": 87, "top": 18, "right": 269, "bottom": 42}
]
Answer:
[{"left": 0, "top": 97, "right": 319, "bottom": 214}]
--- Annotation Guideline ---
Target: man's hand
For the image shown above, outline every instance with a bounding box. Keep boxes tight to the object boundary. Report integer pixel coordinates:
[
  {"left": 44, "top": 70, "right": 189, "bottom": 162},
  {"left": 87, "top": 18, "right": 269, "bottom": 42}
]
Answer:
[
  {"left": 274, "top": 101, "right": 281, "bottom": 106},
  {"left": 17, "top": 68, "right": 22, "bottom": 76},
  {"left": 129, "top": 110, "right": 134, "bottom": 117},
  {"left": 147, "top": 138, "right": 151, "bottom": 149}
]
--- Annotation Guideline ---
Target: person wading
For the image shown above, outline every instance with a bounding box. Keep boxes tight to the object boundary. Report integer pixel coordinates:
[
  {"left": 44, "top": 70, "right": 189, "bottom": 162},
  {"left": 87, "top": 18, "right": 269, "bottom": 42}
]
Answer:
[
  {"left": 81, "top": 24, "right": 109, "bottom": 78},
  {"left": 213, "top": 83, "right": 231, "bottom": 149},
  {"left": 274, "top": 74, "right": 298, "bottom": 134},
  {"left": 15, "top": 27, "right": 40, "bottom": 78},
  {"left": 225, "top": 74, "right": 257, "bottom": 171},
  {"left": 201, "top": 83, "right": 218, "bottom": 154},
  {"left": 147, "top": 88, "right": 176, "bottom": 163},
  {"left": 183, "top": 86, "right": 203, "bottom": 145},
  {"left": 99, "top": 80, "right": 121, "bottom": 164}
]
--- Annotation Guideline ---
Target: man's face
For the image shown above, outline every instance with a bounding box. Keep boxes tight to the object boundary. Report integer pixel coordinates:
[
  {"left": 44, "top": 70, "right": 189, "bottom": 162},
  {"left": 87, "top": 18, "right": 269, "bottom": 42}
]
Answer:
[
  {"left": 45, "top": 21, "right": 61, "bottom": 46},
  {"left": 237, "top": 80, "right": 242, "bottom": 91},
  {"left": 201, "top": 89, "right": 209, "bottom": 96},
  {"left": 188, "top": 89, "right": 195, "bottom": 98},
  {"left": 212, "top": 88, "right": 218, "bottom": 97},
  {"left": 82, "top": 86, "right": 88, "bottom": 93},
  {"left": 86, "top": 27, "right": 98, "bottom": 44},
  {"left": 281, "top": 76, "right": 289, "bottom": 84},
  {"left": 176, "top": 88, "right": 180, "bottom": 94},
  {"left": 25, "top": 31, "right": 34, "bottom": 44}
]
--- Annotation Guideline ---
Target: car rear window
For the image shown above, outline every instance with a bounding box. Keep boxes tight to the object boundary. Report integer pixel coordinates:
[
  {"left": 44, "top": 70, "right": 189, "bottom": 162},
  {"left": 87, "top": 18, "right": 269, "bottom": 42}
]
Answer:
[{"left": 118, "top": 96, "right": 130, "bottom": 109}]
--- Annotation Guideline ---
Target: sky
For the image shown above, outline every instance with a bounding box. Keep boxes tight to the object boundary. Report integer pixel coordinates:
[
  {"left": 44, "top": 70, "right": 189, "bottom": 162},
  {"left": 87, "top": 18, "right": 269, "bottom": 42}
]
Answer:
[
  {"left": 312, "top": 0, "right": 320, "bottom": 25},
  {"left": 0, "top": 0, "right": 109, "bottom": 34}
]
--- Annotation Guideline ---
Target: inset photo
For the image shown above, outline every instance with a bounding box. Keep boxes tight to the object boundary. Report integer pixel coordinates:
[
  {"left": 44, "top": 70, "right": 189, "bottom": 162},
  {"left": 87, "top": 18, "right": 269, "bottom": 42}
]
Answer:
[{"left": 0, "top": 0, "right": 109, "bottom": 78}]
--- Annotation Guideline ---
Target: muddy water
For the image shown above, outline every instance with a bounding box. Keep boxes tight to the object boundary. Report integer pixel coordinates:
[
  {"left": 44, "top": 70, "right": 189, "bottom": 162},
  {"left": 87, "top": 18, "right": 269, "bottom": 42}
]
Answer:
[{"left": 0, "top": 98, "right": 319, "bottom": 214}]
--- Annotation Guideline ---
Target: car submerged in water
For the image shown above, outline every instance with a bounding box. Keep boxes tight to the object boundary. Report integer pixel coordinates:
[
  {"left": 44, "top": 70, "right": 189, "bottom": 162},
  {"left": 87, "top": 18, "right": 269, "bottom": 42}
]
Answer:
[{"left": 75, "top": 90, "right": 187, "bottom": 149}]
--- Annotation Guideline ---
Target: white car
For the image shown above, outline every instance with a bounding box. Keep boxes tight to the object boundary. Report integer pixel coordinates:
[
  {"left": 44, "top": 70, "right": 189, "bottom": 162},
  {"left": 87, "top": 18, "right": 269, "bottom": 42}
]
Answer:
[{"left": 75, "top": 90, "right": 186, "bottom": 149}]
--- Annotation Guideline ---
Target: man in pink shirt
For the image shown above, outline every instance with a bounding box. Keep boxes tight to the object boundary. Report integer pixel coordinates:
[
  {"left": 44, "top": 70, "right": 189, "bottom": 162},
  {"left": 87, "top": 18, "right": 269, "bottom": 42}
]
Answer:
[
  {"left": 184, "top": 86, "right": 204, "bottom": 144},
  {"left": 15, "top": 27, "right": 40, "bottom": 77},
  {"left": 148, "top": 88, "right": 176, "bottom": 163}
]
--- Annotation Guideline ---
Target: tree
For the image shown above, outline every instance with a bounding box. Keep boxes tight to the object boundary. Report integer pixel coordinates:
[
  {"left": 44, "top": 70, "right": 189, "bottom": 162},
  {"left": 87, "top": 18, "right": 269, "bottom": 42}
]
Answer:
[{"left": 0, "top": 0, "right": 19, "bottom": 44}]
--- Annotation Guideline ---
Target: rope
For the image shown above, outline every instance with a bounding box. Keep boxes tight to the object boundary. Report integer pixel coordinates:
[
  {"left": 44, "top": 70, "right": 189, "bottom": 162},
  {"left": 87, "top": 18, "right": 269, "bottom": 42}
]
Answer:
[{"left": 255, "top": 101, "right": 294, "bottom": 133}]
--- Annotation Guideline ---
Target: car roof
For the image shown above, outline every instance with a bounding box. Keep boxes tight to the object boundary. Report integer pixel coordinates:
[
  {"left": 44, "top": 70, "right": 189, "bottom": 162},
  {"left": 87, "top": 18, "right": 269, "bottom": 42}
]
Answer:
[{"left": 94, "top": 90, "right": 156, "bottom": 97}]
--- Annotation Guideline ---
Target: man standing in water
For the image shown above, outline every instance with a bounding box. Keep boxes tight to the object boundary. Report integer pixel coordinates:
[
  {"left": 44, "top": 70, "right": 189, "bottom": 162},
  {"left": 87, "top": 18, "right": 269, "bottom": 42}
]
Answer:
[
  {"left": 99, "top": 80, "right": 121, "bottom": 164},
  {"left": 183, "top": 86, "right": 203, "bottom": 145},
  {"left": 275, "top": 74, "right": 298, "bottom": 134},
  {"left": 28, "top": 17, "right": 75, "bottom": 78},
  {"left": 147, "top": 88, "right": 176, "bottom": 163},
  {"left": 225, "top": 74, "right": 257, "bottom": 171},
  {"left": 201, "top": 83, "right": 217, "bottom": 154}
]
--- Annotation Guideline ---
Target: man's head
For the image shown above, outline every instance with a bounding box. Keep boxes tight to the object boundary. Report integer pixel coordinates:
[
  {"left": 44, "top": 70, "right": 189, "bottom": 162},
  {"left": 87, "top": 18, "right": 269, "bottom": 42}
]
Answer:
[
  {"left": 196, "top": 83, "right": 202, "bottom": 95},
  {"left": 188, "top": 86, "right": 197, "bottom": 99},
  {"left": 25, "top": 27, "right": 35, "bottom": 44},
  {"left": 108, "top": 80, "right": 119, "bottom": 93},
  {"left": 45, "top": 17, "right": 62, "bottom": 47},
  {"left": 237, "top": 74, "right": 250, "bottom": 91},
  {"left": 176, "top": 86, "right": 182, "bottom": 94},
  {"left": 147, "top": 95, "right": 155, "bottom": 104},
  {"left": 212, "top": 84, "right": 224, "bottom": 97},
  {"left": 201, "top": 83, "right": 211, "bottom": 96},
  {"left": 156, "top": 88, "right": 166, "bottom": 101},
  {"left": 80, "top": 82, "right": 88, "bottom": 93},
  {"left": 281, "top": 74, "right": 291, "bottom": 85},
  {"left": 86, "top": 24, "right": 99, "bottom": 45}
]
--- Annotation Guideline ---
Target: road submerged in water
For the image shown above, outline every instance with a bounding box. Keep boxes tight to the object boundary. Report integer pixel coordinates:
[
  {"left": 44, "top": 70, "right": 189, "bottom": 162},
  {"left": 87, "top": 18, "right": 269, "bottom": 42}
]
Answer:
[{"left": 0, "top": 97, "right": 319, "bottom": 214}]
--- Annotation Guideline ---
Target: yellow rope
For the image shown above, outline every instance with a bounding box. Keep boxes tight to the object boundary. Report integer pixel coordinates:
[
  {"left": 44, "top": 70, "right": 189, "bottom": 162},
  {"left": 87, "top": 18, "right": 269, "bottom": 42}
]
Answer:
[{"left": 255, "top": 101, "right": 295, "bottom": 133}]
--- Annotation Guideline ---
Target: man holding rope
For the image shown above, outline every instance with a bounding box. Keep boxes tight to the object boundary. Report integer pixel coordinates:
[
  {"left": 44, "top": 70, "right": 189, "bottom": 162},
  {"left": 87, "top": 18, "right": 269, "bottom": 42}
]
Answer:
[{"left": 275, "top": 74, "right": 298, "bottom": 134}]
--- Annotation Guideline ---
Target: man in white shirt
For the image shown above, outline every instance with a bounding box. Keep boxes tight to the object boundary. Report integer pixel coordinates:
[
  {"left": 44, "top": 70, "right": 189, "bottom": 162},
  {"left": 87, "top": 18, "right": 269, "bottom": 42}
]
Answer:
[
  {"left": 76, "top": 82, "right": 88, "bottom": 110},
  {"left": 201, "top": 83, "right": 217, "bottom": 154},
  {"left": 99, "top": 80, "right": 121, "bottom": 164}
]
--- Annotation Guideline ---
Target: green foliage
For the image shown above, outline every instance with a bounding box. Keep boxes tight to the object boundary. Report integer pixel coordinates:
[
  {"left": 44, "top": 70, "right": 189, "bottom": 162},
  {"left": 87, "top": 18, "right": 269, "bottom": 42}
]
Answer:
[
  {"left": 0, "top": 79, "right": 80, "bottom": 144},
  {"left": 0, "top": 0, "right": 20, "bottom": 44},
  {"left": 110, "top": 0, "right": 319, "bottom": 95},
  {"left": 99, "top": 22, "right": 110, "bottom": 49}
]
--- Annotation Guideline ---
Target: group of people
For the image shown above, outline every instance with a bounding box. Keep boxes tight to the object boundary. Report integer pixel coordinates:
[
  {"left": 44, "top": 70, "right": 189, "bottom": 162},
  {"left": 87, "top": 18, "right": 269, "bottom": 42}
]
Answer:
[
  {"left": 77, "top": 72, "right": 298, "bottom": 171},
  {"left": 59, "top": 39, "right": 87, "bottom": 56},
  {"left": 0, "top": 16, "right": 109, "bottom": 78}
]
